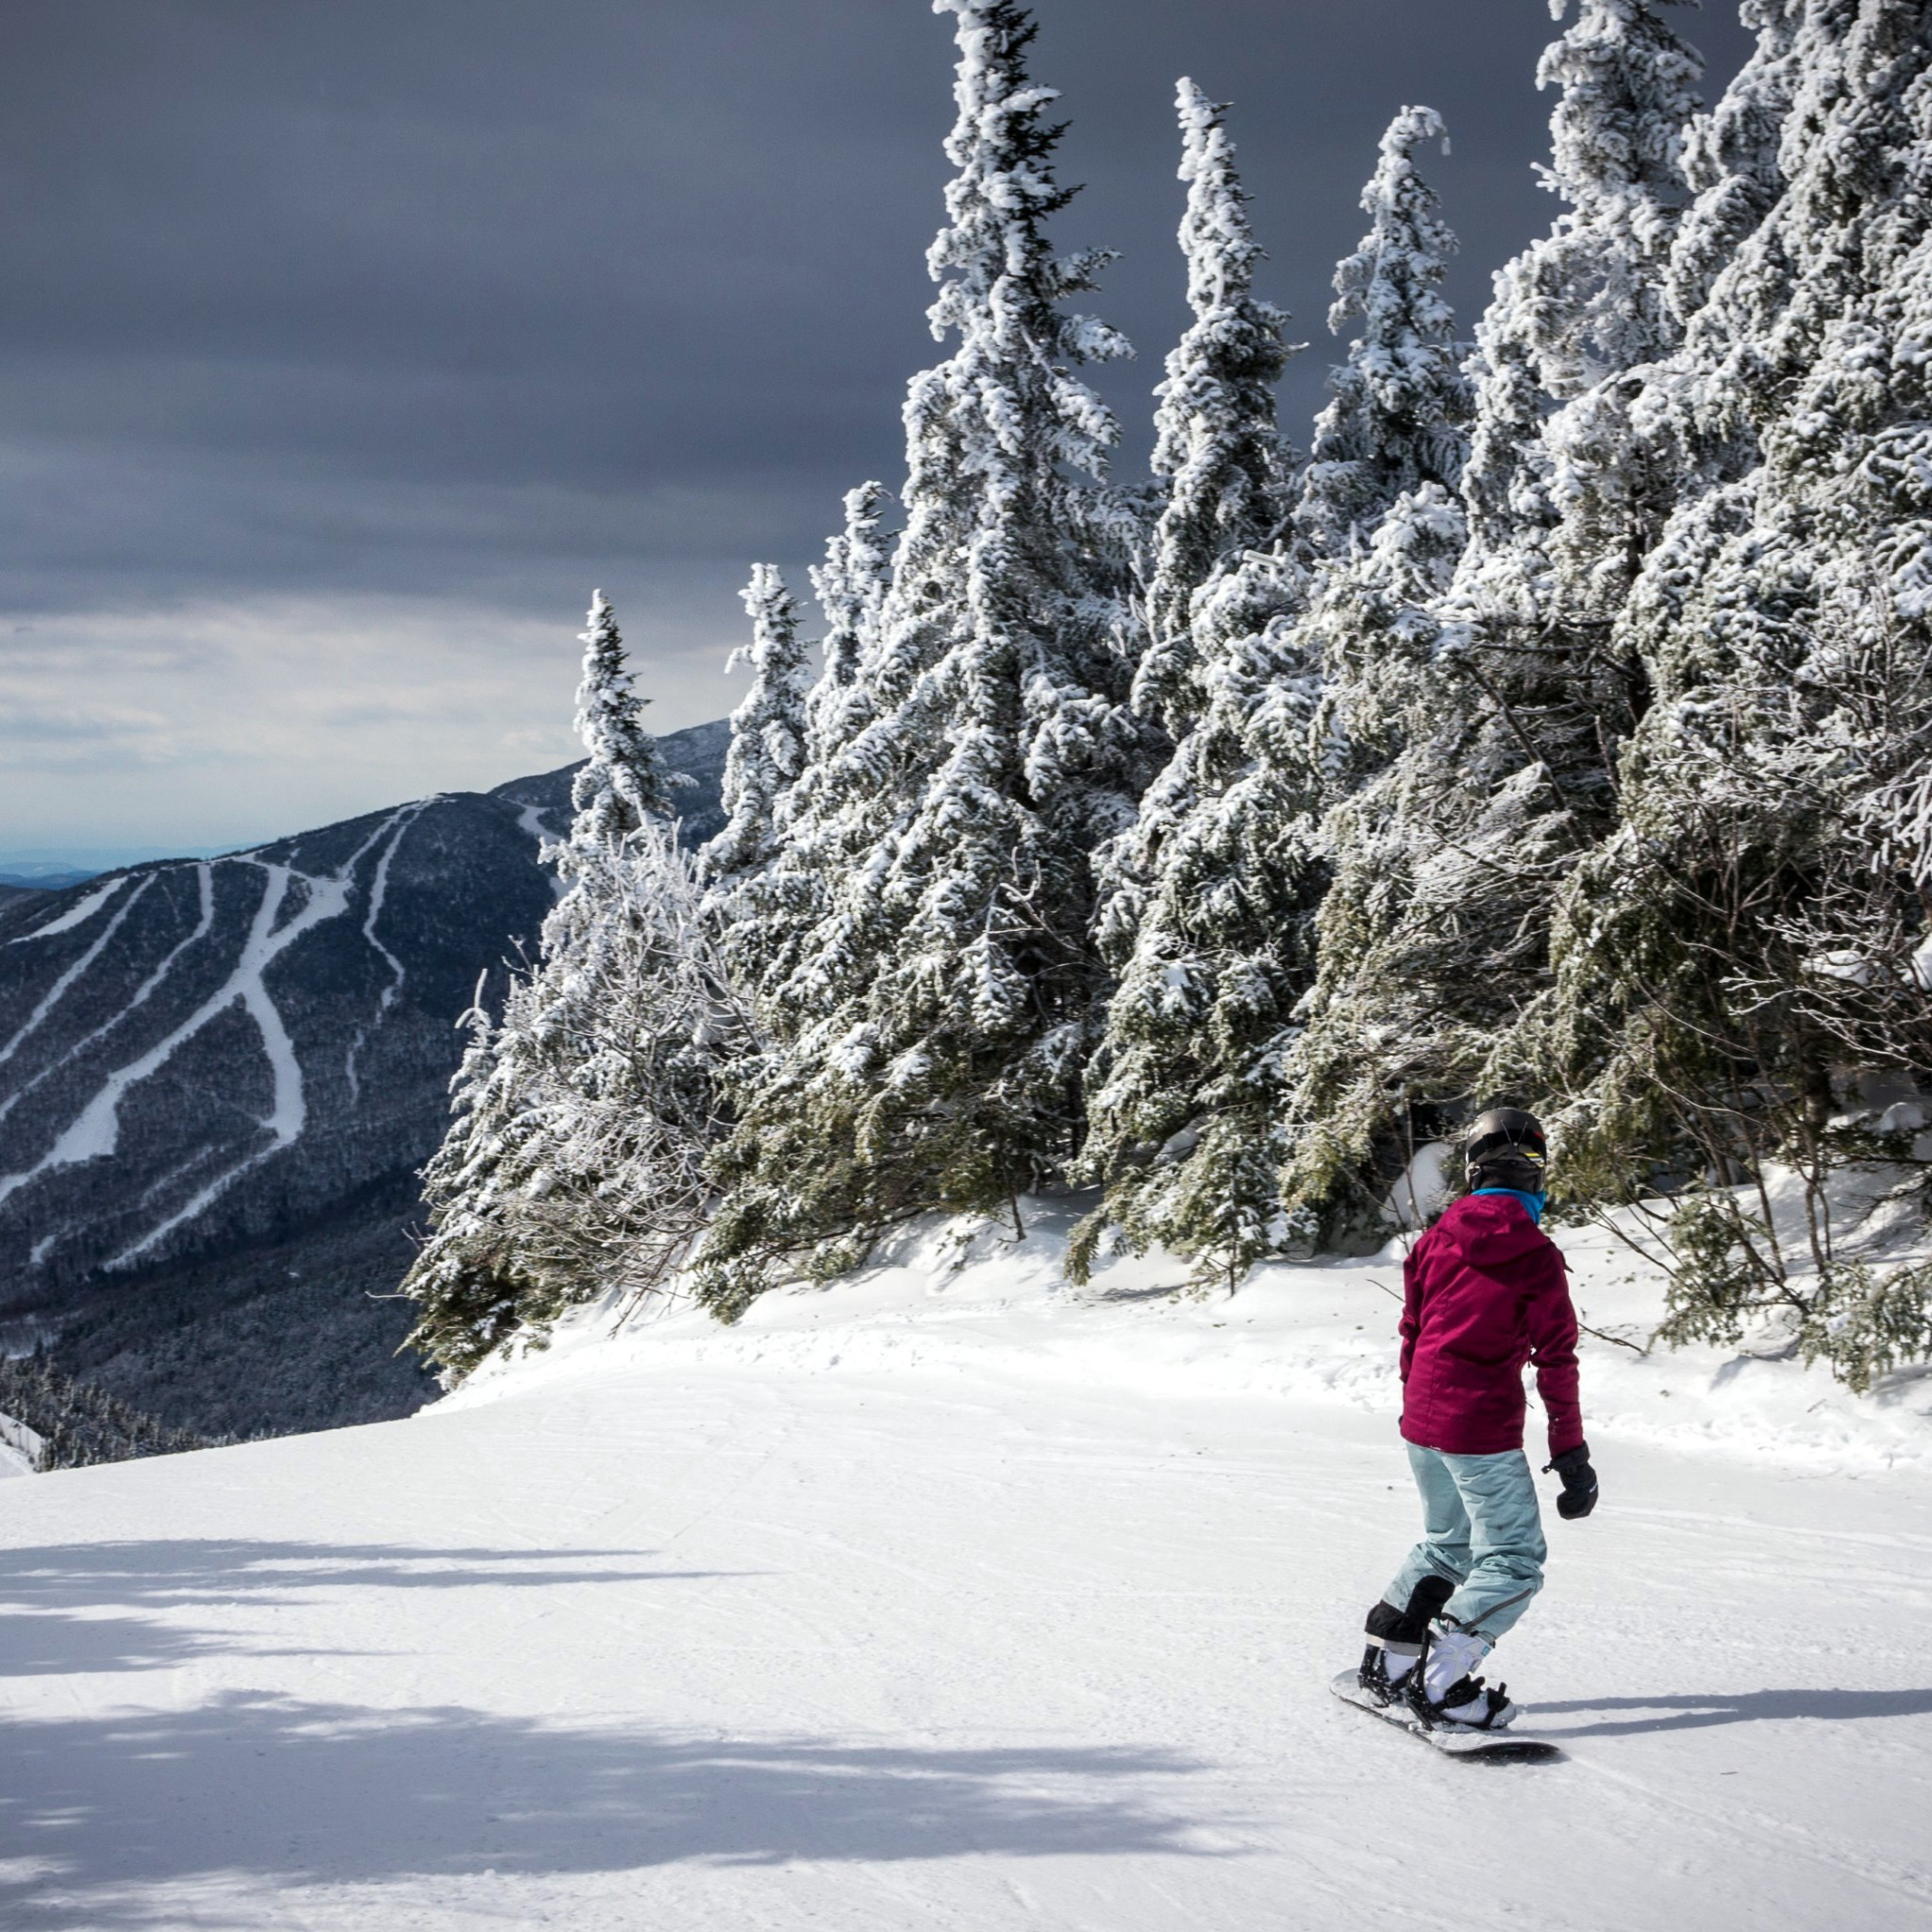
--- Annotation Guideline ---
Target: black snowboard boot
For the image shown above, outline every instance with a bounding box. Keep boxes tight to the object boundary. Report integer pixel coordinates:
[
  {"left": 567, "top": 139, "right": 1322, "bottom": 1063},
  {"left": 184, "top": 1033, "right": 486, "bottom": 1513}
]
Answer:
[{"left": 1357, "top": 1574, "right": 1455, "bottom": 1705}]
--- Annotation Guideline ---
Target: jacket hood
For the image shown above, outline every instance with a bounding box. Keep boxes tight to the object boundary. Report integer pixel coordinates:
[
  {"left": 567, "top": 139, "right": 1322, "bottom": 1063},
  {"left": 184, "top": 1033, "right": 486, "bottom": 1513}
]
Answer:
[{"left": 1435, "top": 1191, "right": 1549, "bottom": 1267}]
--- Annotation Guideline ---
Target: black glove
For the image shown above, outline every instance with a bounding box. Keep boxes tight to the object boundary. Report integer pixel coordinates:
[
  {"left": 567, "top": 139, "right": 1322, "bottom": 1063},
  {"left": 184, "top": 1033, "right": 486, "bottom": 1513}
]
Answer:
[{"left": 1544, "top": 1442, "right": 1598, "bottom": 1520}]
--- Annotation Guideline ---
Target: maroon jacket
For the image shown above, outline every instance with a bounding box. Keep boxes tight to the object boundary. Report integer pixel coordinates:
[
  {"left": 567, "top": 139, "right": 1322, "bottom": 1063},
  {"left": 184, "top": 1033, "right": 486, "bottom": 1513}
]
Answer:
[{"left": 1399, "top": 1193, "right": 1584, "bottom": 1460}]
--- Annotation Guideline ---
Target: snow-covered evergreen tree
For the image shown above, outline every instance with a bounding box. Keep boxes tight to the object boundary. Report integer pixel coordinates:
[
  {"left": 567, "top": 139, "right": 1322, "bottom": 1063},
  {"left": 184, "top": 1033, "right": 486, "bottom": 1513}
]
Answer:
[
  {"left": 1073, "top": 544, "right": 1317, "bottom": 1283},
  {"left": 553, "top": 591, "right": 677, "bottom": 911},
  {"left": 734, "top": 485, "right": 899, "bottom": 1006},
  {"left": 1279, "top": 0, "right": 1707, "bottom": 1226},
  {"left": 1526, "top": 0, "right": 1932, "bottom": 1386},
  {"left": 1075, "top": 108, "right": 1468, "bottom": 1283},
  {"left": 1453, "top": 0, "right": 1704, "bottom": 609},
  {"left": 1296, "top": 106, "right": 1472, "bottom": 561},
  {"left": 403, "top": 595, "right": 738, "bottom": 1378},
  {"left": 802, "top": 483, "right": 894, "bottom": 771},
  {"left": 1296, "top": 102, "right": 1475, "bottom": 791},
  {"left": 1132, "top": 80, "right": 1296, "bottom": 739},
  {"left": 1663, "top": 0, "right": 1804, "bottom": 330},
  {"left": 695, "top": 0, "right": 1149, "bottom": 1312},
  {"left": 704, "top": 564, "right": 811, "bottom": 886}
]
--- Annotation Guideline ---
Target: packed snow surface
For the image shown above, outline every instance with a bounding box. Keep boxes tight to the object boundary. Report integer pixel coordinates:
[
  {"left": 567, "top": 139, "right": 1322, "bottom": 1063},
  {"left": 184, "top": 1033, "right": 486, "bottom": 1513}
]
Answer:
[{"left": 4, "top": 1206, "right": 1930, "bottom": 1929}]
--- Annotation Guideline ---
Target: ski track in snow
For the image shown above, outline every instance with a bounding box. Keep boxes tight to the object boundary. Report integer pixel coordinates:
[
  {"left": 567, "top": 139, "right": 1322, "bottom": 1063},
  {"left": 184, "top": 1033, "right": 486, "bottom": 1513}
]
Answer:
[
  {"left": 0, "top": 808, "right": 425, "bottom": 1261},
  {"left": 4, "top": 877, "right": 123, "bottom": 945},
  {"left": 0, "top": 876, "right": 152, "bottom": 1081}
]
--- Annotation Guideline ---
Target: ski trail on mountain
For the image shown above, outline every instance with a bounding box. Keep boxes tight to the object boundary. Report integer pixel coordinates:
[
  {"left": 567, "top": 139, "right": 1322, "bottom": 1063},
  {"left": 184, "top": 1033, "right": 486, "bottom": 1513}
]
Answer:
[
  {"left": 139, "top": 1141, "right": 224, "bottom": 1208},
  {"left": 0, "top": 864, "right": 214, "bottom": 1132},
  {"left": 122, "top": 861, "right": 216, "bottom": 1018},
  {"left": 0, "top": 858, "right": 354, "bottom": 1232},
  {"left": 362, "top": 808, "right": 421, "bottom": 1016},
  {"left": 0, "top": 877, "right": 152, "bottom": 1079},
  {"left": 345, "top": 806, "right": 426, "bottom": 1105},
  {"left": 107, "top": 881, "right": 365, "bottom": 1263},
  {"left": 5, "top": 877, "right": 124, "bottom": 945},
  {"left": 105, "top": 810, "right": 425, "bottom": 1260},
  {"left": 0, "top": 808, "right": 415, "bottom": 1228},
  {"left": 517, "top": 801, "right": 568, "bottom": 900}
]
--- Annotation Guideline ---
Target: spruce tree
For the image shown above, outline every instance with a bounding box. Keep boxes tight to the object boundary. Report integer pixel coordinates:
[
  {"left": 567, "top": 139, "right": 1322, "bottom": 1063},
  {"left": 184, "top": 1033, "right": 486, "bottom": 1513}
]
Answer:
[
  {"left": 704, "top": 564, "right": 811, "bottom": 885},
  {"left": 1453, "top": 0, "right": 1704, "bottom": 608},
  {"left": 1075, "top": 106, "right": 1469, "bottom": 1283},
  {"left": 743, "top": 485, "right": 898, "bottom": 1004},
  {"left": 554, "top": 591, "right": 677, "bottom": 910},
  {"left": 1281, "top": 1, "right": 1707, "bottom": 1226},
  {"left": 404, "top": 595, "right": 724, "bottom": 1379},
  {"left": 695, "top": 0, "right": 1146, "bottom": 1310},
  {"left": 703, "top": 562, "right": 812, "bottom": 999},
  {"left": 1132, "top": 79, "right": 1296, "bottom": 739},
  {"left": 802, "top": 483, "right": 894, "bottom": 771},
  {"left": 1296, "top": 106, "right": 1472, "bottom": 560},
  {"left": 1299, "top": 106, "right": 1475, "bottom": 791},
  {"left": 1074, "top": 541, "right": 1317, "bottom": 1283},
  {"left": 1663, "top": 0, "right": 1804, "bottom": 329},
  {"left": 1529, "top": 0, "right": 1932, "bottom": 1386}
]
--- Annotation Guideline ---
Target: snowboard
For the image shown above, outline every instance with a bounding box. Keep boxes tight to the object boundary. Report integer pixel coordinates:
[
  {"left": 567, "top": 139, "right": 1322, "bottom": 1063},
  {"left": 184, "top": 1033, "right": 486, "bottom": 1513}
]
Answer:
[{"left": 1329, "top": 1671, "right": 1562, "bottom": 1763}]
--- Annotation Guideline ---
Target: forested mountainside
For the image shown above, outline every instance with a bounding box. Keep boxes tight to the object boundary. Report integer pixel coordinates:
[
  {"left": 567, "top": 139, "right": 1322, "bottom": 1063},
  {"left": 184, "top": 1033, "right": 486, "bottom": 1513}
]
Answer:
[{"left": 0, "top": 720, "right": 726, "bottom": 1441}]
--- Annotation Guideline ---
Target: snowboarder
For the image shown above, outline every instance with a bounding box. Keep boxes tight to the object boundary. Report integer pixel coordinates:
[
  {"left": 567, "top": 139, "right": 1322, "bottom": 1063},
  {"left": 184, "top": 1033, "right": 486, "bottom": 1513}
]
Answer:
[{"left": 1353, "top": 1107, "right": 1598, "bottom": 1731}]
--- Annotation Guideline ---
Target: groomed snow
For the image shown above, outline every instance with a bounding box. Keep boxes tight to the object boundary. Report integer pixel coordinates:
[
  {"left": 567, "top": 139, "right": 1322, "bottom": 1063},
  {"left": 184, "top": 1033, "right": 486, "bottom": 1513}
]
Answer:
[{"left": 3, "top": 1206, "right": 1930, "bottom": 1929}]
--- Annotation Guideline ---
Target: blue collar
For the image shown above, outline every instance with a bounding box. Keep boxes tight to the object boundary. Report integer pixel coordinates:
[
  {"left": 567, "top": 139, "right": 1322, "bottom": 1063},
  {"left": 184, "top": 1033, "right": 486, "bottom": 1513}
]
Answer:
[{"left": 1474, "top": 1186, "right": 1546, "bottom": 1224}]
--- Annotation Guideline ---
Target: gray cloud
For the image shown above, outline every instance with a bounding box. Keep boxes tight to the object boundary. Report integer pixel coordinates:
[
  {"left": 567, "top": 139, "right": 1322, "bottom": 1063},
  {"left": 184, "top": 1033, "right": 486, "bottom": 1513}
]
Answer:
[{"left": 1, "top": 0, "right": 1754, "bottom": 850}]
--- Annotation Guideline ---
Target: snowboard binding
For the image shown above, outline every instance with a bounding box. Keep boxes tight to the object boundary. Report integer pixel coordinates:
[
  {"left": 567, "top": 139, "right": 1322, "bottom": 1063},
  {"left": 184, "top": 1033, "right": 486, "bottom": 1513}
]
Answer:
[{"left": 1403, "top": 1623, "right": 1519, "bottom": 1732}]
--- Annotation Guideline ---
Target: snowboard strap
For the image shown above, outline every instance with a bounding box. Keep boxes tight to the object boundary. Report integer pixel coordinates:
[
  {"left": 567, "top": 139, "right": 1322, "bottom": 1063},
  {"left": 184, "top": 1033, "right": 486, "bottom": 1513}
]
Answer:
[{"left": 1403, "top": 1624, "right": 1513, "bottom": 1733}]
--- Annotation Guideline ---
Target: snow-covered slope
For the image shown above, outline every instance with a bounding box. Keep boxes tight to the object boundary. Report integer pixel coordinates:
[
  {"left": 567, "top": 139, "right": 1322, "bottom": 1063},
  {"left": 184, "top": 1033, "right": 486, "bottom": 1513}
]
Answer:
[
  {"left": 4, "top": 1210, "right": 1928, "bottom": 1930},
  {"left": 0, "top": 723, "right": 726, "bottom": 1439},
  {"left": 0, "top": 722, "right": 727, "bottom": 1296},
  {"left": 458, "top": 1199, "right": 1932, "bottom": 1474}
]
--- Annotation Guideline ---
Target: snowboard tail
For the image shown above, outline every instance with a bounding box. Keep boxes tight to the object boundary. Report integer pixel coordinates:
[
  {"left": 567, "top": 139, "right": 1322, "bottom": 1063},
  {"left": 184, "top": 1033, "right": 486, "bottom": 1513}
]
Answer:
[{"left": 1329, "top": 1671, "right": 1562, "bottom": 1763}]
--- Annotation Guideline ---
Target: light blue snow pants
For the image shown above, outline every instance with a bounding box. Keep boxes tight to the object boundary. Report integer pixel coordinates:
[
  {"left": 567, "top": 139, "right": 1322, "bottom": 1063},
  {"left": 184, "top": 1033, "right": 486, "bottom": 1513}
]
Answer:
[{"left": 1383, "top": 1442, "right": 1547, "bottom": 1641}]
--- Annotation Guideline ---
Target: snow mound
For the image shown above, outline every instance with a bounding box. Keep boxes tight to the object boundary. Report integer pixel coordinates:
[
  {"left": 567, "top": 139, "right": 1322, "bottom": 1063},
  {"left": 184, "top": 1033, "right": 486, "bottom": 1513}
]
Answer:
[{"left": 448, "top": 1198, "right": 1932, "bottom": 1474}]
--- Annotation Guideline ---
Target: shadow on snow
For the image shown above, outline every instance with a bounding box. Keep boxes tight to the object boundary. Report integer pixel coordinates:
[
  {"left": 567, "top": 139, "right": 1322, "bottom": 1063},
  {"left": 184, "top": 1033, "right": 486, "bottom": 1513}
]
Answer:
[
  {"left": 0, "top": 1537, "right": 741, "bottom": 1679},
  {"left": 1538, "top": 1687, "right": 1932, "bottom": 1738},
  {"left": 0, "top": 1694, "right": 1224, "bottom": 1918},
  {"left": 0, "top": 1538, "right": 708, "bottom": 1610},
  {"left": 0, "top": 1538, "right": 1231, "bottom": 1918}
]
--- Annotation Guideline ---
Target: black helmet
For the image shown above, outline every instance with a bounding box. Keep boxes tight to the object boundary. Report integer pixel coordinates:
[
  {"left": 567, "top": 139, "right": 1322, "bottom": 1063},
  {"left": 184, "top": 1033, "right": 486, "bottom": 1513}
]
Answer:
[{"left": 1465, "top": 1107, "right": 1548, "bottom": 1191}]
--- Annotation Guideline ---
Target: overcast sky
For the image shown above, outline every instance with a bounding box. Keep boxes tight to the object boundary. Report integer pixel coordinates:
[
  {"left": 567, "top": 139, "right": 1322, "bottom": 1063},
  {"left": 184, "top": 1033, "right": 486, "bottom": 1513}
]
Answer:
[{"left": 1, "top": 0, "right": 1750, "bottom": 858}]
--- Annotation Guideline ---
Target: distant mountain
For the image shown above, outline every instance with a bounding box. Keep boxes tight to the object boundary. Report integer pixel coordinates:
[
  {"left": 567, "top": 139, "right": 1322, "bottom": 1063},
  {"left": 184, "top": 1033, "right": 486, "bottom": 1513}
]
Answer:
[
  {"left": 0, "top": 720, "right": 728, "bottom": 1440},
  {"left": 0, "top": 848, "right": 196, "bottom": 885}
]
